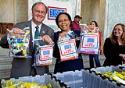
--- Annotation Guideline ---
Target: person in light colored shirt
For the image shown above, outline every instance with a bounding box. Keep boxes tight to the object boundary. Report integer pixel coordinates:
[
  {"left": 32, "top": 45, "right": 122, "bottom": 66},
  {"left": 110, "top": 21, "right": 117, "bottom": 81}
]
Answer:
[
  {"left": 0, "top": 2, "right": 54, "bottom": 78},
  {"left": 87, "top": 21, "right": 103, "bottom": 68}
]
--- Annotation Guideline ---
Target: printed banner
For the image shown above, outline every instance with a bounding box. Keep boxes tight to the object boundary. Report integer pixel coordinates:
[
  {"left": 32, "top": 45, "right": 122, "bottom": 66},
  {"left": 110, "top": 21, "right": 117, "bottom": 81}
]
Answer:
[
  {"left": 79, "top": 33, "right": 99, "bottom": 54},
  {"left": 58, "top": 39, "right": 78, "bottom": 61},
  {"left": 48, "top": 6, "right": 67, "bottom": 20}
]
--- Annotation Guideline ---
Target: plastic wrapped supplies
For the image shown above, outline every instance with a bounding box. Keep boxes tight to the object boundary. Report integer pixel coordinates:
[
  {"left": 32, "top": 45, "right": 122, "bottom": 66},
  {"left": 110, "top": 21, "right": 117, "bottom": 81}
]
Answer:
[
  {"left": 1, "top": 74, "right": 67, "bottom": 88},
  {"left": 58, "top": 39, "right": 78, "bottom": 62},
  {"left": 33, "top": 39, "right": 54, "bottom": 66},
  {"left": 54, "top": 69, "right": 123, "bottom": 88},
  {"left": 7, "top": 28, "right": 31, "bottom": 58},
  {"left": 79, "top": 33, "right": 99, "bottom": 54},
  {"left": 90, "top": 65, "right": 125, "bottom": 87}
]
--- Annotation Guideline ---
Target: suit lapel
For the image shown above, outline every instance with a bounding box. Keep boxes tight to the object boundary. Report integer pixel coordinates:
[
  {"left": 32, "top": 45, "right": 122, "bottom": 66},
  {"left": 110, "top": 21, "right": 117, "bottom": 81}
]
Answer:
[{"left": 40, "top": 24, "right": 46, "bottom": 36}]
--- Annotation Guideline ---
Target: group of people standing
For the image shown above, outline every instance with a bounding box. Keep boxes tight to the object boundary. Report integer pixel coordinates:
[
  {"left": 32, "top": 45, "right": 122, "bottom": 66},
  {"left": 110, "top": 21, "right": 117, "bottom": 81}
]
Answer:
[
  {"left": 0, "top": 2, "right": 83, "bottom": 78},
  {"left": 71, "top": 13, "right": 125, "bottom": 68},
  {"left": 71, "top": 16, "right": 103, "bottom": 68},
  {"left": 0, "top": 1, "right": 125, "bottom": 78}
]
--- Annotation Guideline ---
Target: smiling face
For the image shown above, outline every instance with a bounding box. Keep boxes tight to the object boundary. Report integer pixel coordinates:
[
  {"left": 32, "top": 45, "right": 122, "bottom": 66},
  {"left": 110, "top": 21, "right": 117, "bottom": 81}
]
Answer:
[
  {"left": 89, "top": 22, "right": 96, "bottom": 30},
  {"left": 32, "top": 3, "right": 47, "bottom": 25},
  {"left": 57, "top": 14, "right": 71, "bottom": 31},
  {"left": 113, "top": 25, "right": 123, "bottom": 38}
]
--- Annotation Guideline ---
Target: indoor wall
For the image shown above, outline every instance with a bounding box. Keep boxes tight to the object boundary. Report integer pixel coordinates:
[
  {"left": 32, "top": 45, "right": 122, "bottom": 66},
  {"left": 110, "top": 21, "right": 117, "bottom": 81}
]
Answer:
[
  {"left": 0, "top": 0, "right": 28, "bottom": 23},
  {"left": 81, "top": 0, "right": 106, "bottom": 33}
]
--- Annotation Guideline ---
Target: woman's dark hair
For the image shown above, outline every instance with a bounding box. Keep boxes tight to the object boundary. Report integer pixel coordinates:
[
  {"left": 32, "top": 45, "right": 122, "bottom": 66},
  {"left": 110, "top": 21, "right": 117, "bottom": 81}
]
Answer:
[
  {"left": 55, "top": 12, "right": 72, "bottom": 27},
  {"left": 110, "top": 23, "right": 125, "bottom": 44},
  {"left": 90, "top": 21, "right": 98, "bottom": 27}
]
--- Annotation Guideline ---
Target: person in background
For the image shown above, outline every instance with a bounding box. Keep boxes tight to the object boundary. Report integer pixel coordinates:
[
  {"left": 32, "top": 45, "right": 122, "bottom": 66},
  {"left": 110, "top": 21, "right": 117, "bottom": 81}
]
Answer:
[
  {"left": 103, "top": 23, "right": 125, "bottom": 66},
  {"left": 71, "top": 15, "right": 82, "bottom": 48},
  {"left": 0, "top": 2, "right": 54, "bottom": 78},
  {"left": 71, "top": 15, "right": 82, "bottom": 37},
  {"left": 87, "top": 21, "right": 103, "bottom": 68},
  {"left": 53, "top": 12, "right": 84, "bottom": 73}
]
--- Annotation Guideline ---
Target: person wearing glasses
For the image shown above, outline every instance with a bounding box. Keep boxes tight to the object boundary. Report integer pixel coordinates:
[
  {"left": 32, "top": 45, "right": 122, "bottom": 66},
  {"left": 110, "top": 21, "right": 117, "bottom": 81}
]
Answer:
[{"left": 0, "top": 2, "right": 54, "bottom": 78}]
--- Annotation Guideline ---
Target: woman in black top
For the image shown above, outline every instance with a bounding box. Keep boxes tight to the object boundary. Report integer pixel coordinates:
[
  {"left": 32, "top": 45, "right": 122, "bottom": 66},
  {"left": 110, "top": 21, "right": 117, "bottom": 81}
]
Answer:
[
  {"left": 103, "top": 23, "right": 125, "bottom": 66},
  {"left": 53, "top": 12, "right": 83, "bottom": 73}
]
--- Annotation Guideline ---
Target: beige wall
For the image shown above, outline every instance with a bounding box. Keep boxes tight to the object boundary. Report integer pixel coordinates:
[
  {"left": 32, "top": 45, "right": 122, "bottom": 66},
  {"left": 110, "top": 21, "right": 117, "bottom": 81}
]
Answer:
[
  {"left": 0, "top": 0, "right": 28, "bottom": 23},
  {"left": 81, "top": 0, "right": 106, "bottom": 33},
  {"left": 0, "top": 0, "right": 15, "bottom": 23},
  {"left": 15, "top": 0, "right": 28, "bottom": 23},
  {"left": 98, "top": 0, "right": 106, "bottom": 33},
  {"left": 0, "top": 0, "right": 106, "bottom": 31}
]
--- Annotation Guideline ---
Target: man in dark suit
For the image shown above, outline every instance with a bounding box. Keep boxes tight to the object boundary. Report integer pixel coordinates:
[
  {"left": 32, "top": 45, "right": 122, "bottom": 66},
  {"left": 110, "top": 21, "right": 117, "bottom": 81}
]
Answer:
[{"left": 0, "top": 2, "right": 54, "bottom": 78}]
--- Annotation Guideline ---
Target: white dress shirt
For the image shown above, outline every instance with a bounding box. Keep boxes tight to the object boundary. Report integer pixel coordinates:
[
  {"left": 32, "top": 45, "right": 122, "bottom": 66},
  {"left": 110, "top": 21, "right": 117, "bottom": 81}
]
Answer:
[{"left": 31, "top": 21, "right": 42, "bottom": 41}]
